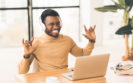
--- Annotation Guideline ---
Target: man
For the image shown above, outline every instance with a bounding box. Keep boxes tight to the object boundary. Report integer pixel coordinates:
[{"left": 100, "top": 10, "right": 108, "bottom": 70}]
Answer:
[{"left": 18, "top": 9, "right": 96, "bottom": 74}]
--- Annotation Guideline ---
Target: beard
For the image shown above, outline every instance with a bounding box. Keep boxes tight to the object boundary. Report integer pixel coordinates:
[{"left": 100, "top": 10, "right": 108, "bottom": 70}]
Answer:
[{"left": 45, "top": 28, "right": 61, "bottom": 38}]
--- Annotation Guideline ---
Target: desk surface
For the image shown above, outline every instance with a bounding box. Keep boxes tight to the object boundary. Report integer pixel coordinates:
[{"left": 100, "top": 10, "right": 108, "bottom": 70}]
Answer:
[
  {"left": 15, "top": 44, "right": 133, "bottom": 83},
  {"left": 15, "top": 68, "right": 133, "bottom": 83}
]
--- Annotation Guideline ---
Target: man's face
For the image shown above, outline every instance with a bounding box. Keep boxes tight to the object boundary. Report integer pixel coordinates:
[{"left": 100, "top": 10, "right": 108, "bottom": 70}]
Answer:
[{"left": 44, "top": 16, "right": 61, "bottom": 38}]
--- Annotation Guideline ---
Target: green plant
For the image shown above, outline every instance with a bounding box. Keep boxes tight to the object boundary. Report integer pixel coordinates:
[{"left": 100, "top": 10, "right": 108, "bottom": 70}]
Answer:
[
  {"left": 95, "top": 0, "right": 133, "bottom": 24},
  {"left": 95, "top": 0, "right": 133, "bottom": 59}
]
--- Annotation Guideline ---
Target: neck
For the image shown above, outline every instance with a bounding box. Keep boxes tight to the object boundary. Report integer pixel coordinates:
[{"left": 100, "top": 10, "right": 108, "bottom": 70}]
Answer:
[{"left": 45, "top": 32, "right": 59, "bottom": 38}]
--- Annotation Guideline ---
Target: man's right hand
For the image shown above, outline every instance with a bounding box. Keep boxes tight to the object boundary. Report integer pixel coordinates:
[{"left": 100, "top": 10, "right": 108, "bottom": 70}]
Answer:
[{"left": 22, "top": 37, "right": 36, "bottom": 57}]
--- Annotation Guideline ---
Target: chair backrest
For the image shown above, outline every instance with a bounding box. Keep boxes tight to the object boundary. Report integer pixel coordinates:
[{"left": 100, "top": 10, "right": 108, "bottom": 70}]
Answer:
[{"left": 29, "top": 59, "right": 39, "bottom": 73}]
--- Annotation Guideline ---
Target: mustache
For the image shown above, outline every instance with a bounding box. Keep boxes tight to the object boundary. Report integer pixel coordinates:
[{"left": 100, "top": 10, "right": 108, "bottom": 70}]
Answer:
[
  {"left": 46, "top": 28, "right": 61, "bottom": 32},
  {"left": 45, "top": 28, "right": 60, "bottom": 38}
]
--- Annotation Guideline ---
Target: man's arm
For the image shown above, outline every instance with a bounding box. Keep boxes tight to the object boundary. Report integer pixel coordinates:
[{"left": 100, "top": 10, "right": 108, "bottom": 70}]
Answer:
[
  {"left": 70, "top": 41, "right": 95, "bottom": 56},
  {"left": 70, "top": 25, "right": 96, "bottom": 56},
  {"left": 18, "top": 37, "right": 37, "bottom": 74},
  {"left": 18, "top": 55, "right": 34, "bottom": 74}
]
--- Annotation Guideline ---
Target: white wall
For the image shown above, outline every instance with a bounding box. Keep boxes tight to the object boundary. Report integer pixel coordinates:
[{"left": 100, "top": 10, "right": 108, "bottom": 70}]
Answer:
[{"left": 80, "top": 0, "right": 104, "bottom": 46}]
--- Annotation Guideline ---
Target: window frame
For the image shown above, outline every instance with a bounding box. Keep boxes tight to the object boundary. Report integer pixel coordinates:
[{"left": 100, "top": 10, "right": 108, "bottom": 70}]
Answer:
[{"left": 0, "top": 0, "right": 80, "bottom": 41}]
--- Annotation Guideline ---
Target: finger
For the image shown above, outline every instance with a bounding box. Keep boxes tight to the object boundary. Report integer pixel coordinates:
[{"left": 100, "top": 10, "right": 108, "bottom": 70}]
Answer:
[
  {"left": 31, "top": 37, "right": 34, "bottom": 43},
  {"left": 22, "top": 39, "right": 29, "bottom": 47},
  {"left": 22, "top": 38, "right": 25, "bottom": 45},
  {"left": 83, "top": 34, "right": 93, "bottom": 40},
  {"left": 82, "top": 34, "right": 87, "bottom": 38},
  {"left": 92, "top": 25, "right": 96, "bottom": 31},
  {"left": 30, "top": 37, "right": 34, "bottom": 45},
  {"left": 25, "top": 40, "right": 28, "bottom": 43},
  {"left": 28, "top": 43, "right": 31, "bottom": 46},
  {"left": 88, "top": 27, "right": 92, "bottom": 33},
  {"left": 84, "top": 25, "right": 88, "bottom": 33},
  {"left": 90, "top": 26, "right": 93, "bottom": 30},
  {"left": 25, "top": 40, "right": 30, "bottom": 45}
]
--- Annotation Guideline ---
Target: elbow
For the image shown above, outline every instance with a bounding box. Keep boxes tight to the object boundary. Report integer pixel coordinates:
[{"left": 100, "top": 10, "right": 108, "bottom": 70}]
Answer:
[
  {"left": 17, "top": 64, "right": 29, "bottom": 74},
  {"left": 18, "top": 69, "right": 28, "bottom": 74}
]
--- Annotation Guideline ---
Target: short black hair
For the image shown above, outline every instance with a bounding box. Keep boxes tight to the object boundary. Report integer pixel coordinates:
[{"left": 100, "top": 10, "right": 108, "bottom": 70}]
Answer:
[{"left": 41, "top": 9, "right": 60, "bottom": 24}]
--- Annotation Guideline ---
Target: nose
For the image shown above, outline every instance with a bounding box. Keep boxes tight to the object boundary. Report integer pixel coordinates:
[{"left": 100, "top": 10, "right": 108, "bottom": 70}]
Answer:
[{"left": 53, "top": 24, "right": 60, "bottom": 29}]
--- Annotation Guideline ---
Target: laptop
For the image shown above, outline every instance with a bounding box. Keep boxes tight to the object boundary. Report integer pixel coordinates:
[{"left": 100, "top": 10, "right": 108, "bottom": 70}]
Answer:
[{"left": 62, "top": 53, "right": 110, "bottom": 80}]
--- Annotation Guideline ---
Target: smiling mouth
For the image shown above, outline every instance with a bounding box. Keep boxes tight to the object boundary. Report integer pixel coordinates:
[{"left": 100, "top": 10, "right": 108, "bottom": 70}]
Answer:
[{"left": 52, "top": 30, "right": 59, "bottom": 33}]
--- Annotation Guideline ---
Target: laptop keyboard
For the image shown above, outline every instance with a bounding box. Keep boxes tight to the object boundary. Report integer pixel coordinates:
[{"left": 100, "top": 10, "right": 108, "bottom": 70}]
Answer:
[
  {"left": 66, "top": 71, "right": 74, "bottom": 77},
  {"left": 68, "top": 74, "right": 73, "bottom": 77},
  {"left": 62, "top": 71, "right": 75, "bottom": 80}
]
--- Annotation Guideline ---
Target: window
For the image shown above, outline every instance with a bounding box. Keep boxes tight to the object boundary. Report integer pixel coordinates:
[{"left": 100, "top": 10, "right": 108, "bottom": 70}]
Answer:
[
  {"left": 33, "top": 0, "right": 79, "bottom": 7},
  {"left": 103, "top": 0, "right": 124, "bottom": 44},
  {"left": 0, "top": 0, "right": 27, "bottom": 8},
  {"left": 32, "top": 0, "right": 80, "bottom": 42},
  {"left": 0, "top": 0, "right": 28, "bottom": 48},
  {"left": 33, "top": 8, "right": 79, "bottom": 41},
  {"left": 0, "top": 0, "right": 80, "bottom": 48}
]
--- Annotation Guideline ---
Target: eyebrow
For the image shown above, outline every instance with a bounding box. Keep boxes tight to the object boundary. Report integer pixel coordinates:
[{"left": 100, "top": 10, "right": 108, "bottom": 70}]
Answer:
[{"left": 48, "top": 21, "right": 60, "bottom": 25}]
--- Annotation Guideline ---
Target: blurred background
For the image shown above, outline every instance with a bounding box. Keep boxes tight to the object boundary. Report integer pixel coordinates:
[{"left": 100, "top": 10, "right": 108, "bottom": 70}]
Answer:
[{"left": 0, "top": 0, "right": 130, "bottom": 82}]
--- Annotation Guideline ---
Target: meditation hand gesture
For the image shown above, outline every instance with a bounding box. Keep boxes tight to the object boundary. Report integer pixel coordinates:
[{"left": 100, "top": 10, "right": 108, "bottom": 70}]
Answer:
[
  {"left": 83, "top": 25, "right": 96, "bottom": 42},
  {"left": 22, "top": 37, "right": 36, "bottom": 57}
]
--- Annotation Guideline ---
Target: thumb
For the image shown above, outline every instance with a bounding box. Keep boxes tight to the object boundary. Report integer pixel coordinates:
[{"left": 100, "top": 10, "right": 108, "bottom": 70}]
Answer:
[
  {"left": 82, "top": 34, "right": 87, "bottom": 38},
  {"left": 22, "top": 38, "right": 24, "bottom": 45},
  {"left": 31, "top": 37, "right": 34, "bottom": 42}
]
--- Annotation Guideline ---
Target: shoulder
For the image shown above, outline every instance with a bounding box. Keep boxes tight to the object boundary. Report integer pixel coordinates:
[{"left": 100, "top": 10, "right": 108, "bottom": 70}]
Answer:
[
  {"left": 33, "top": 36, "right": 40, "bottom": 43},
  {"left": 60, "top": 34, "right": 75, "bottom": 43},
  {"left": 60, "top": 34, "right": 72, "bottom": 40},
  {"left": 34, "top": 34, "right": 45, "bottom": 42},
  {"left": 32, "top": 37, "right": 39, "bottom": 46},
  {"left": 32, "top": 35, "right": 44, "bottom": 46}
]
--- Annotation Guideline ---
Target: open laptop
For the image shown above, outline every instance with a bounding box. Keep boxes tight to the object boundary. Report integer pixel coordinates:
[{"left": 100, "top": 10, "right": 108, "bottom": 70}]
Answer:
[{"left": 62, "top": 53, "right": 110, "bottom": 80}]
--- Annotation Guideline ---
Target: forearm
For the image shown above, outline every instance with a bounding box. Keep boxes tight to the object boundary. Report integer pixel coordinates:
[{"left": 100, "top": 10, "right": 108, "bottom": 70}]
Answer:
[
  {"left": 18, "top": 55, "right": 34, "bottom": 74},
  {"left": 83, "top": 41, "right": 95, "bottom": 56},
  {"left": 70, "top": 41, "right": 95, "bottom": 57}
]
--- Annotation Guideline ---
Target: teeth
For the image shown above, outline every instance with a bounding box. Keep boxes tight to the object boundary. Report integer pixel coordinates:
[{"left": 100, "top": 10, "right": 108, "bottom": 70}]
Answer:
[{"left": 52, "top": 30, "right": 58, "bottom": 32}]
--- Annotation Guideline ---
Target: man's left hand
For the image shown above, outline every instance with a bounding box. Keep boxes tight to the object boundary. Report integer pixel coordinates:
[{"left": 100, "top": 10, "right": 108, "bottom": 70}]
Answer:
[{"left": 83, "top": 25, "right": 96, "bottom": 41}]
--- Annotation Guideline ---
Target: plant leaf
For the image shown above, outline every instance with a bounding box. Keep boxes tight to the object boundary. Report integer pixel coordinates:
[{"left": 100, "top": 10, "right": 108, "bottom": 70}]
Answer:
[
  {"left": 115, "top": 25, "right": 132, "bottom": 35},
  {"left": 131, "top": 16, "right": 133, "bottom": 28},
  {"left": 125, "top": 0, "right": 133, "bottom": 6},
  {"left": 128, "top": 5, "right": 132, "bottom": 12},
  {"left": 118, "top": 0, "right": 125, "bottom": 6},
  {"left": 123, "top": 10, "right": 129, "bottom": 24},
  {"left": 131, "top": 0, "right": 133, "bottom": 7},
  {"left": 95, "top": 5, "right": 118, "bottom": 12},
  {"left": 127, "top": 0, "right": 133, "bottom": 12},
  {"left": 112, "top": 0, "right": 125, "bottom": 9}
]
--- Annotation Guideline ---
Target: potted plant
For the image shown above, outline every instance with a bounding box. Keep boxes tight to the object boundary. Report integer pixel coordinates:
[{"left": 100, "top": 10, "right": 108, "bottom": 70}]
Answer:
[{"left": 95, "top": 0, "right": 133, "bottom": 61}]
